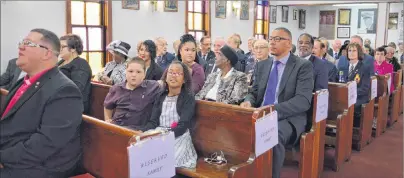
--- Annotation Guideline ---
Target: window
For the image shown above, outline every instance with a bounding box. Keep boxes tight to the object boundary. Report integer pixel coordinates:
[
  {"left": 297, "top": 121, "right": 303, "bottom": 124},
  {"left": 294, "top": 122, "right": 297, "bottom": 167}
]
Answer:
[
  {"left": 254, "top": 0, "right": 269, "bottom": 39},
  {"left": 186, "top": 0, "right": 211, "bottom": 42},
  {"left": 66, "top": 0, "right": 112, "bottom": 76}
]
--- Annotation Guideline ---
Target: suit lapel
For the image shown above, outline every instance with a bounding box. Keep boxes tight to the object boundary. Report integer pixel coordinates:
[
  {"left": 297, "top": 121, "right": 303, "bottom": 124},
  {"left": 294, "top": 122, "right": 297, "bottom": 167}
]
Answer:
[
  {"left": 278, "top": 55, "right": 296, "bottom": 95},
  {"left": 1, "top": 67, "right": 58, "bottom": 120},
  {"left": 348, "top": 61, "right": 362, "bottom": 81}
]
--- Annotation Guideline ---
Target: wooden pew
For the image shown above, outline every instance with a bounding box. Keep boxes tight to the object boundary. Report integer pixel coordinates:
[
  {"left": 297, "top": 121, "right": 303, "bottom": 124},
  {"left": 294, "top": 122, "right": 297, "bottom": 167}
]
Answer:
[
  {"left": 85, "top": 86, "right": 275, "bottom": 178},
  {"left": 373, "top": 75, "right": 390, "bottom": 137},
  {"left": 352, "top": 76, "right": 376, "bottom": 151},
  {"left": 283, "top": 90, "right": 326, "bottom": 178},
  {"left": 89, "top": 82, "right": 112, "bottom": 120},
  {"left": 81, "top": 115, "right": 143, "bottom": 178},
  {"left": 325, "top": 82, "right": 354, "bottom": 171},
  {"left": 177, "top": 101, "right": 273, "bottom": 178},
  {"left": 391, "top": 70, "right": 402, "bottom": 123}
]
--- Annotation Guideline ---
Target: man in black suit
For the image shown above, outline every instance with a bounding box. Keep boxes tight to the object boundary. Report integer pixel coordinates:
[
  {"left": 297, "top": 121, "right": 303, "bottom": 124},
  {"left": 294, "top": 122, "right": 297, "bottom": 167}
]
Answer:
[
  {"left": 313, "top": 39, "right": 338, "bottom": 82},
  {"left": 227, "top": 34, "right": 247, "bottom": 72},
  {"left": 204, "top": 37, "right": 226, "bottom": 77},
  {"left": 0, "top": 58, "right": 25, "bottom": 90},
  {"left": 241, "top": 27, "right": 314, "bottom": 178},
  {"left": 298, "top": 33, "right": 328, "bottom": 91},
  {"left": 198, "top": 36, "right": 215, "bottom": 70},
  {"left": 0, "top": 28, "right": 83, "bottom": 177}
]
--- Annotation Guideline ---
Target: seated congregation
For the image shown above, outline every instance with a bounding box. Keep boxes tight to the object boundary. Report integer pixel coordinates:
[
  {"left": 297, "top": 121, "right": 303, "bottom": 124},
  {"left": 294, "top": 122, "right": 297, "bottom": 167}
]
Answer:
[{"left": 0, "top": 24, "right": 403, "bottom": 178}]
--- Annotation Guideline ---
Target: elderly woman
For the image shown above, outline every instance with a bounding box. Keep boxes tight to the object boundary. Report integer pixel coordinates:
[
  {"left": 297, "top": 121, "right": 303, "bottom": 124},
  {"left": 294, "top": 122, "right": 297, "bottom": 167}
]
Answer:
[
  {"left": 137, "top": 40, "right": 163, "bottom": 80},
  {"left": 196, "top": 45, "right": 248, "bottom": 104},
  {"left": 96, "top": 40, "right": 131, "bottom": 85},
  {"left": 58, "top": 34, "right": 92, "bottom": 114}
]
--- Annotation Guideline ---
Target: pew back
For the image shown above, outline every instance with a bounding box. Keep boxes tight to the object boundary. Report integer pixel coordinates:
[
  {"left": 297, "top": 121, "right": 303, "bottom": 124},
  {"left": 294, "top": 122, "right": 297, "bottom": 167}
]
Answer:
[{"left": 89, "top": 82, "right": 111, "bottom": 120}]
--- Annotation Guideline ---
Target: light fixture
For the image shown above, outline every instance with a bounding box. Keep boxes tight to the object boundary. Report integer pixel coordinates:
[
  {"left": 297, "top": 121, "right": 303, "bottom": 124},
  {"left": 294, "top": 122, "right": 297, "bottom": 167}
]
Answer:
[
  {"left": 150, "top": 0, "right": 158, "bottom": 12},
  {"left": 232, "top": 1, "right": 241, "bottom": 16},
  {"left": 332, "top": 3, "right": 377, "bottom": 7}
]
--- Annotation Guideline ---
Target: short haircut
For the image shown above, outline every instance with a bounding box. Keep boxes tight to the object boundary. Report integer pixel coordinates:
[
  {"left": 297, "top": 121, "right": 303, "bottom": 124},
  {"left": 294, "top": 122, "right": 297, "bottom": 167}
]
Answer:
[
  {"left": 318, "top": 37, "right": 329, "bottom": 49},
  {"left": 274, "top": 27, "right": 292, "bottom": 40},
  {"left": 314, "top": 39, "right": 325, "bottom": 49},
  {"left": 347, "top": 43, "right": 364, "bottom": 61},
  {"left": 388, "top": 42, "right": 397, "bottom": 49},
  {"left": 60, "top": 34, "right": 84, "bottom": 55},
  {"left": 375, "top": 46, "right": 387, "bottom": 55},
  {"left": 351, "top": 35, "right": 363, "bottom": 45},
  {"left": 127, "top": 57, "right": 146, "bottom": 71},
  {"left": 298, "top": 33, "right": 314, "bottom": 46},
  {"left": 31, "top": 28, "right": 60, "bottom": 56},
  {"left": 200, "top": 36, "right": 210, "bottom": 43}
]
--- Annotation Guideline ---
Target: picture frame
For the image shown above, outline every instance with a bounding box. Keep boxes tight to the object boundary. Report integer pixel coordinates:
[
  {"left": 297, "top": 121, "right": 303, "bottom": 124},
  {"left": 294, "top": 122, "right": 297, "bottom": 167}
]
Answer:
[
  {"left": 338, "top": 9, "right": 351, "bottom": 25},
  {"left": 122, "top": 0, "right": 139, "bottom": 10},
  {"left": 299, "top": 9, "right": 306, "bottom": 29},
  {"left": 293, "top": 9, "right": 298, "bottom": 20},
  {"left": 337, "top": 27, "right": 351, "bottom": 38},
  {"left": 240, "top": 0, "right": 249, "bottom": 20},
  {"left": 282, "top": 6, "right": 289, "bottom": 22},
  {"left": 357, "top": 8, "right": 378, "bottom": 34},
  {"left": 270, "top": 6, "right": 277, "bottom": 23},
  {"left": 215, "top": 0, "right": 227, "bottom": 19},
  {"left": 164, "top": 0, "right": 178, "bottom": 12},
  {"left": 388, "top": 12, "right": 398, "bottom": 30},
  {"left": 319, "top": 10, "right": 336, "bottom": 40}
]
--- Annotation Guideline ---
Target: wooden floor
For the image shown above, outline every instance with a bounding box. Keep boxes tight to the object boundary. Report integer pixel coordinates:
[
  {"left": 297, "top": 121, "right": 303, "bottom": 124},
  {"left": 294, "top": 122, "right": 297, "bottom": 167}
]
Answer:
[{"left": 74, "top": 116, "right": 403, "bottom": 178}]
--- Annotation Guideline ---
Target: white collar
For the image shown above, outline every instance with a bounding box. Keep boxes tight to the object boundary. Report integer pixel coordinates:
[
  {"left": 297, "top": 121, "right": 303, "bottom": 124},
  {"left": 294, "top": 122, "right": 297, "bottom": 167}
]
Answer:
[{"left": 304, "top": 55, "right": 311, "bottom": 60}]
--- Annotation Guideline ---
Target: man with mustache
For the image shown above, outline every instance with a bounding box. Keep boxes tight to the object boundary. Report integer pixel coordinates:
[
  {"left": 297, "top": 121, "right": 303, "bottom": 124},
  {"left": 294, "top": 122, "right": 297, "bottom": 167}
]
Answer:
[{"left": 297, "top": 33, "right": 328, "bottom": 91}]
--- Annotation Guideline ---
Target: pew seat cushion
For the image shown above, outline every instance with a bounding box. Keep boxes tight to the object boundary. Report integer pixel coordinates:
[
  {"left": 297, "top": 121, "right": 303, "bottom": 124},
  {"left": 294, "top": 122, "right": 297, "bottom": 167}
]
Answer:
[{"left": 176, "top": 158, "right": 232, "bottom": 178}]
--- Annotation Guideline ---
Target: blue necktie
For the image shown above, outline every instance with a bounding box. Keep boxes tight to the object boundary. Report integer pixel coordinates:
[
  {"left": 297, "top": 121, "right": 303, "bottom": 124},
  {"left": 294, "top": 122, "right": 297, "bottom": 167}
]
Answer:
[{"left": 263, "top": 61, "right": 281, "bottom": 106}]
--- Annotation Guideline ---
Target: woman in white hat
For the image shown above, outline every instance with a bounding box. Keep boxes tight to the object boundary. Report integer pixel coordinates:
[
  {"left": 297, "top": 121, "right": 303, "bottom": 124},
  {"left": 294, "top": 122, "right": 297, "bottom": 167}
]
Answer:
[{"left": 96, "top": 40, "right": 131, "bottom": 85}]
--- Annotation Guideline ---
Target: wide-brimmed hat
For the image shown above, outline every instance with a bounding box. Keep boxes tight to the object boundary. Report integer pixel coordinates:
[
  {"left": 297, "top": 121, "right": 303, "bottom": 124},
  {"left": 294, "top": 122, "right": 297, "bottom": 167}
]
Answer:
[{"left": 107, "top": 40, "right": 131, "bottom": 57}]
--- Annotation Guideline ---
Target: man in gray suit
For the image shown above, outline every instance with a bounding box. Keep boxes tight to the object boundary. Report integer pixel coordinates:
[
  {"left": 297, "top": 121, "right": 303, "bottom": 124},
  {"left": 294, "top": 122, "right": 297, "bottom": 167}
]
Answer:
[
  {"left": 0, "top": 58, "right": 25, "bottom": 90},
  {"left": 240, "top": 27, "right": 314, "bottom": 178},
  {"left": 0, "top": 28, "right": 82, "bottom": 177}
]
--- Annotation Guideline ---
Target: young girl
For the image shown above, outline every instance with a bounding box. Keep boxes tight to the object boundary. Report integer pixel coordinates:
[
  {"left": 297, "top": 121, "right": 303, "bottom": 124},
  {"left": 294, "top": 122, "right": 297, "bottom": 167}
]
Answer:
[{"left": 140, "top": 61, "right": 198, "bottom": 168}]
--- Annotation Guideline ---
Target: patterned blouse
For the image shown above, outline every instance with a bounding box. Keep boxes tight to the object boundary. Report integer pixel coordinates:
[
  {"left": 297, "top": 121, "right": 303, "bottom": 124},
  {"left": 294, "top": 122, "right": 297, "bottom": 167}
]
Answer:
[{"left": 96, "top": 60, "right": 126, "bottom": 85}]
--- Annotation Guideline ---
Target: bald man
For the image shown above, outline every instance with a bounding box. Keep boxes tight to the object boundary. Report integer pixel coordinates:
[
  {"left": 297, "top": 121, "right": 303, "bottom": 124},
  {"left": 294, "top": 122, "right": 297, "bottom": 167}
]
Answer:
[
  {"left": 155, "top": 37, "right": 175, "bottom": 70},
  {"left": 337, "top": 35, "right": 375, "bottom": 79},
  {"left": 332, "top": 39, "right": 342, "bottom": 59},
  {"left": 204, "top": 37, "right": 226, "bottom": 77},
  {"left": 246, "top": 39, "right": 270, "bottom": 84}
]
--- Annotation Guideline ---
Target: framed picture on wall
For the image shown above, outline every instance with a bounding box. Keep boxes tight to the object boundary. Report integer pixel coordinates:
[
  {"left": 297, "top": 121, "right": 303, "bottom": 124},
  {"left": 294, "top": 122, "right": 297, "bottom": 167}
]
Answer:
[
  {"left": 337, "top": 27, "right": 350, "bottom": 38},
  {"left": 357, "top": 8, "right": 378, "bottom": 34},
  {"left": 240, "top": 0, "right": 249, "bottom": 20},
  {"left": 122, "top": 0, "right": 139, "bottom": 10},
  {"left": 388, "top": 13, "right": 398, "bottom": 29},
  {"left": 164, "top": 0, "right": 178, "bottom": 12},
  {"left": 282, "top": 6, "right": 289, "bottom": 22},
  {"left": 270, "top": 6, "right": 277, "bottom": 23},
  {"left": 215, "top": 0, "right": 227, "bottom": 19},
  {"left": 338, "top": 9, "right": 351, "bottom": 25},
  {"left": 299, "top": 9, "right": 306, "bottom": 29},
  {"left": 293, "top": 9, "right": 298, "bottom": 20},
  {"left": 319, "top": 10, "right": 336, "bottom": 40}
]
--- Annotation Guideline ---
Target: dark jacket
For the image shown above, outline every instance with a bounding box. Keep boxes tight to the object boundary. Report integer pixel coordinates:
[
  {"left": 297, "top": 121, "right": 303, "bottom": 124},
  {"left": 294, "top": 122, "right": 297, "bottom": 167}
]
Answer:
[
  {"left": 146, "top": 61, "right": 164, "bottom": 80},
  {"left": 309, "top": 55, "right": 329, "bottom": 91},
  {"left": 234, "top": 50, "right": 247, "bottom": 72},
  {"left": 388, "top": 57, "right": 401, "bottom": 72},
  {"left": 0, "top": 58, "right": 22, "bottom": 90},
  {"left": 0, "top": 67, "right": 82, "bottom": 176},
  {"left": 347, "top": 61, "right": 371, "bottom": 106},
  {"left": 58, "top": 57, "right": 92, "bottom": 114},
  {"left": 141, "top": 89, "right": 195, "bottom": 138},
  {"left": 158, "top": 52, "right": 175, "bottom": 70},
  {"left": 326, "top": 60, "right": 338, "bottom": 82}
]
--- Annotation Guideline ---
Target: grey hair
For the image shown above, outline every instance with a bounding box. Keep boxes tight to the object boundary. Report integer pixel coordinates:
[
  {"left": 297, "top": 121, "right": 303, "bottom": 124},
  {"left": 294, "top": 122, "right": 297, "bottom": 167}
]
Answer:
[
  {"left": 31, "top": 28, "right": 60, "bottom": 56},
  {"left": 351, "top": 35, "right": 363, "bottom": 45},
  {"left": 274, "top": 27, "right": 292, "bottom": 40}
]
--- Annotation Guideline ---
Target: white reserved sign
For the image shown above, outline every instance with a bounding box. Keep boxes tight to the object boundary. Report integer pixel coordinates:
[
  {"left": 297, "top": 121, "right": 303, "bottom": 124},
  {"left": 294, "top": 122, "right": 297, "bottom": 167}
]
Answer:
[
  {"left": 128, "top": 132, "right": 175, "bottom": 178},
  {"left": 255, "top": 111, "right": 278, "bottom": 157},
  {"left": 316, "top": 91, "right": 329, "bottom": 122},
  {"left": 387, "top": 75, "right": 392, "bottom": 94},
  {"left": 371, "top": 78, "right": 377, "bottom": 100},
  {"left": 348, "top": 82, "right": 357, "bottom": 107}
]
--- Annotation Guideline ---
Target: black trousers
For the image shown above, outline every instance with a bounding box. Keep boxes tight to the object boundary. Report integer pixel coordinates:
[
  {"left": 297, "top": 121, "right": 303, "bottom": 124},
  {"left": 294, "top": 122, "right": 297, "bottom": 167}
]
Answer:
[
  {"left": 272, "top": 119, "right": 297, "bottom": 178},
  {"left": 353, "top": 104, "right": 362, "bottom": 127}
]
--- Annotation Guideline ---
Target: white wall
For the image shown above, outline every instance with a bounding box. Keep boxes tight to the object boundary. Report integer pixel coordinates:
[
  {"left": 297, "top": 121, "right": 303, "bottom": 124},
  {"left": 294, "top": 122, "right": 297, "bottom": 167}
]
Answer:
[
  {"left": 112, "top": 1, "right": 185, "bottom": 57},
  {"left": 387, "top": 2, "right": 404, "bottom": 46},
  {"left": 269, "top": 6, "right": 316, "bottom": 44},
  {"left": 210, "top": 1, "right": 255, "bottom": 51},
  {"left": 0, "top": 1, "right": 66, "bottom": 73}
]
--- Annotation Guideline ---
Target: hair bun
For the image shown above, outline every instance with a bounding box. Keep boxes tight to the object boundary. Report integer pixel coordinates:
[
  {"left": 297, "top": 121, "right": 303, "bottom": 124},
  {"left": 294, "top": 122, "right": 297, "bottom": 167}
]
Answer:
[{"left": 180, "top": 34, "right": 196, "bottom": 43}]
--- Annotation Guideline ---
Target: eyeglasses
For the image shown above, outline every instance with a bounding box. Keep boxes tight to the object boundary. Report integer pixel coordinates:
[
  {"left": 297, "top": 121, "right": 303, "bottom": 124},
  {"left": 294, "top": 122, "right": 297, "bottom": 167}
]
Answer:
[
  {"left": 167, "top": 71, "right": 183, "bottom": 77},
  {"left": 254, "top": 46, "right": 268, "bottom": 50},
  {"left": 268, "top": 36, "right": 290, "bottom": 42},
  {"left": 18, "top": 40, "right": 49, "bottom": 50},
  {"left": 204, "top": 151, "right": 227, "bottom": 165}
]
